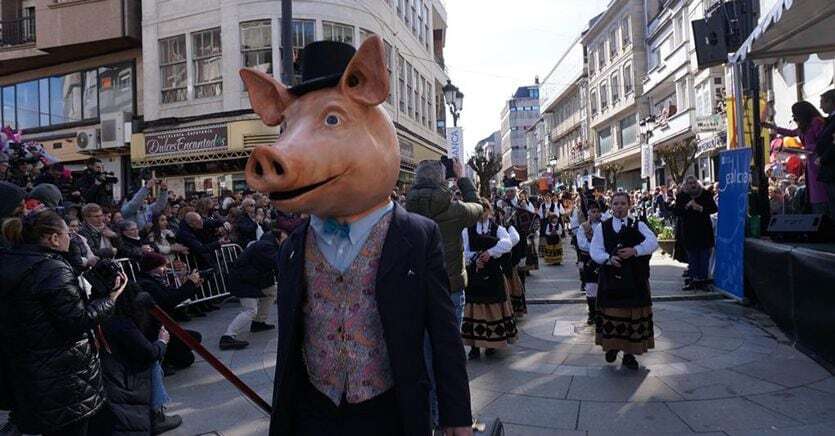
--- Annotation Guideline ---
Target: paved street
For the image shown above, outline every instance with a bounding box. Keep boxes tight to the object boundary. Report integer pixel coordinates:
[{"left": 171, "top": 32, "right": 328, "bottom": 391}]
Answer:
[{"left": 5, "top": 247, "right": 834, "bottom": 435}]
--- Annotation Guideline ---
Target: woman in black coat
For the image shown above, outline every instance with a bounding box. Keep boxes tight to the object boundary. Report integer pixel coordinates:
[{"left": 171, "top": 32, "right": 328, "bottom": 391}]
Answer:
[
  {"left": 0, "top": 210, "right": 127, "bottom": 436},
  {"left": 674, "top": 176, "right": 719, "bottom": 290},
  {"left": 94, "top": 282, "right": 180, "bottom": 435}
]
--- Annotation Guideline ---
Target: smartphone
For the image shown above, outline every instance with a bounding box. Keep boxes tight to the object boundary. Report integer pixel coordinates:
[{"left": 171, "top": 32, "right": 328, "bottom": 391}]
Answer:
[{"left": 440, "top": 156, "right": 455, "bottom": 179}]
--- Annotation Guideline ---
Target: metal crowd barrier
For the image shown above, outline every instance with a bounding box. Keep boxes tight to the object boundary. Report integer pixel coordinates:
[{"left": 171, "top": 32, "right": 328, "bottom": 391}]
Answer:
[{"left": 114, "top": 243, "right": 244, "bottom": 308}]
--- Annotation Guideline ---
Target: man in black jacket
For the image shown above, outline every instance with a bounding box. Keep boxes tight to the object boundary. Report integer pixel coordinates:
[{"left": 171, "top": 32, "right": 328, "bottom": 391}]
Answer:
[
  {"left": 74, "top": 158, "right": 114, "bottom": 208},
  {"left": 136, "top": 252, "right": 203, "bottom": 371},
  {"left": 219, "top": 225, "right": 285, "bottom": 350},
  {"left": 816, "top": 90, "right": 835, "bottom": 216},
  {"left": 176, "top": 211, "right": 227, "bottom": 269}
]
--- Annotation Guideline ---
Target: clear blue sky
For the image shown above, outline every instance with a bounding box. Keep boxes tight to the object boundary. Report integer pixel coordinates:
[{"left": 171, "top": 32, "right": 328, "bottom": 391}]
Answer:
[{"left": 444, "top": 0, "right": 610, "bottom": 155}]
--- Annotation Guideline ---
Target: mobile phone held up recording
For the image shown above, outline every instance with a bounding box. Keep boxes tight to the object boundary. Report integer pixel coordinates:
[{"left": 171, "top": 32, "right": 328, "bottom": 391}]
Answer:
[{"left": 440, "top": 156, "right": 455, "bottom": 180}]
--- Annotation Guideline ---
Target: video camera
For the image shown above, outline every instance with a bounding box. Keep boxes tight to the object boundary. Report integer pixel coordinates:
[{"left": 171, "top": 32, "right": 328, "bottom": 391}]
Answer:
[{"left": 6, "top": 142, "right": 41, "bottom": 165}]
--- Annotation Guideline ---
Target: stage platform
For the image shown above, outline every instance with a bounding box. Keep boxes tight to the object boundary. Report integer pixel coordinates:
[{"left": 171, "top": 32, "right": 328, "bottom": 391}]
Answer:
[{"left": 744, "top": 238, "right": 835, "bottom": 368}]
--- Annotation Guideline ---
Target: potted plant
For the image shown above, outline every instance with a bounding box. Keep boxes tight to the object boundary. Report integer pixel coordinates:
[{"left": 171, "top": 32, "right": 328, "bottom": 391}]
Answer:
[{"left": 657, "top": 226, "right": 676, "bottom": 255}]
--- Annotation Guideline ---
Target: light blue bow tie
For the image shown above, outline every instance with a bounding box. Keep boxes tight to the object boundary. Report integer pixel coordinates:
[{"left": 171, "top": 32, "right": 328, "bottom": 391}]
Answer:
[{"left": 323, "top": 218, "right": 350, "bottom": 239}]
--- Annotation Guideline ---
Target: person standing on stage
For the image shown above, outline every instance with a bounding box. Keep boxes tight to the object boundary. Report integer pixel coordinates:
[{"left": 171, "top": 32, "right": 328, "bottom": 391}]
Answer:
[
  {"left": 590, "top": 191, "right": 658, "bottom": 370},
  {"left": 576, "top": 201, "right": 602, "bottom": 325},
  {"left": 462, "top": 199, "right": 517, "bottom": 359}
]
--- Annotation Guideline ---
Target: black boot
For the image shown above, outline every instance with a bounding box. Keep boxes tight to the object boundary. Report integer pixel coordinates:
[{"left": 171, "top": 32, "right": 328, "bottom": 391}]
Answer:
[
  {"left": 586, "top": 297, "right": 597, "bottom": 325},
  {"left": 219, "top": 335, "right": 249, "bottom": 350},
  {"left": 152, "top": 408, "right": 182, "bottom": 435},
  {"left": 622, "top": 354, "right": 639, "bottom": 370},
  {"left": 468, "top": 347, "right": 481, "bottom": 360},
  {"left": 250, "top": 321, "right": 276, "bottom": 332}
]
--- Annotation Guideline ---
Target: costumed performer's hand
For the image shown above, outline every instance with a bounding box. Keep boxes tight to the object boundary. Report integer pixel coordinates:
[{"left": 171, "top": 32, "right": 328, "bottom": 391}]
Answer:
[
  {"left": 616, "top": 247, "right": 637, "bottom": 259},
  {"left": 610, "top": 256, "right": 623, "bottom": 268},
  {"left": 478, "top": 251, "right": 492, "bottom": 264}
]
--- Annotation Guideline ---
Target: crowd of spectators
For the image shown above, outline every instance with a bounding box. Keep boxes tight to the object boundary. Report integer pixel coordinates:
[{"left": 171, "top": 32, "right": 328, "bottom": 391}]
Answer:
[{"left": 0, "top": 134, "right": 307, "bottom": 435}]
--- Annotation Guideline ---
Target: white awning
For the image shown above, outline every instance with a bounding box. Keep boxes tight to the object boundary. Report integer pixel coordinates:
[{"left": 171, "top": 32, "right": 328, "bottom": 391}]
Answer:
[{"left": 731, "top": 0, "right": 835, "bottom": 64}]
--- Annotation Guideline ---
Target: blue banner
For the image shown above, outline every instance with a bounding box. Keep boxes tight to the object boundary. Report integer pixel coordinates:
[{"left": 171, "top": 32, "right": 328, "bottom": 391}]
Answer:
[{"left": 714, "top": 148, "right": 751, "bottom": 299}]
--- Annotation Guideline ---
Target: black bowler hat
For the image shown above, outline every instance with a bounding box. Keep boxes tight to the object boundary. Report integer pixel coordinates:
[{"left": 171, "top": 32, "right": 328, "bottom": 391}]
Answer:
[{"left": 288, "top": 41, "right": 356, "bottom": 96}]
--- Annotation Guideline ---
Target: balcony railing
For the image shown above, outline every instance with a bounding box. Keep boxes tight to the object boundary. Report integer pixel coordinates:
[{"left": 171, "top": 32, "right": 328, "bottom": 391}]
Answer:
[{"left": 0, "top": 16, "right": 35, "bottom": 47}]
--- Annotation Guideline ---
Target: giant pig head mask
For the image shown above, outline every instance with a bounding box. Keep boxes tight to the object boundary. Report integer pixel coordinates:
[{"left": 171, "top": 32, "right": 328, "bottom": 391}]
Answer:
[{"left": 240, "top": 36, "right": 399, "bottom": 221}]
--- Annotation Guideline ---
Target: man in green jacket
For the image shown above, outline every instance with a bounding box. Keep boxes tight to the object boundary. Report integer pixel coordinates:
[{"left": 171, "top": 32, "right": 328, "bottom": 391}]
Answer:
[{"left": 406, "top": 158, "right": 482, "bottom": 430}]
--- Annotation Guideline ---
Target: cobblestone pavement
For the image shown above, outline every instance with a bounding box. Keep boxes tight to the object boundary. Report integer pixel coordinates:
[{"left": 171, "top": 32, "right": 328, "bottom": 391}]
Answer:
[{"left": 6, "top": 247, "right": 834, "bottom": 435}]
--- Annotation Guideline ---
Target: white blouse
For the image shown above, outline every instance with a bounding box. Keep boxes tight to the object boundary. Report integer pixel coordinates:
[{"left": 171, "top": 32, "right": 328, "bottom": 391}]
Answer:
[
  {"left": 590, "top": 217, "right": 658, "bottom": 265},
  {"left": 462, "top": 220, "right": 513, "bottom": 265}
]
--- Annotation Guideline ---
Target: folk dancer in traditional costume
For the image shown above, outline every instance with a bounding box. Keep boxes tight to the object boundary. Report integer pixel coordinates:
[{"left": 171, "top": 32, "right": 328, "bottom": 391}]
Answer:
[
  {"left": 538, "top": 192, "right": 561, "bottom": 257},
  {"left": 590, "top": 191, "right": 658, "bottom": 370},
  {"left": 576, "top": 201, "right": 602, "bottom": 325},
  {"left": 462, "top": 199, "right": 517, "bottom": 359},
  {"left": 495, "top": 207, "right": 526, "bottom": 318},
  {"left": 543, "top": 213, "right": 564, "bottom": 265}
]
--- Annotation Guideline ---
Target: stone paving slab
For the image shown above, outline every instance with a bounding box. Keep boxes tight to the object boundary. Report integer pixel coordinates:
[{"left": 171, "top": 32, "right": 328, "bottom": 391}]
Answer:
[
  {"left": 476, "top": 394, "right": 580, "bottom": 430},
  {"left": 577, "top": 401, "right": 692, "bottom": 433},
  {"left": 666, "top": 397, "right": 802, "bottom": 432}
]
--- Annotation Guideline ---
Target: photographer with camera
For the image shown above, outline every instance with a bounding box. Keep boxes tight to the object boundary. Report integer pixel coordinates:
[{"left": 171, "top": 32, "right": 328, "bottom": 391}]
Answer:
[
  {"left": 136, "top": 252, "right": 204, "bottom": 372},
  {"left": 121, "top": 177, "right": 169, "bottom": 234},
  {"left": 0, "top": 210, "right": 128, "bottom": 436},
  {"left": 34, "top": 163, "right": 73, "bottom": 199},
  {"left": 75, "top": 158, "right": 117, "bottom": 208},
  {"left": 83, "top": 260, "right": 182, "bottom": 435}
]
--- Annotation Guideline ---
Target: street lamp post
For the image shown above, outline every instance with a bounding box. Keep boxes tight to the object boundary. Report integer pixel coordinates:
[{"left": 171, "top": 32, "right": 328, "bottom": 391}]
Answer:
[{"left": 442, "top": 80, "right": 464, "bottom": 127}]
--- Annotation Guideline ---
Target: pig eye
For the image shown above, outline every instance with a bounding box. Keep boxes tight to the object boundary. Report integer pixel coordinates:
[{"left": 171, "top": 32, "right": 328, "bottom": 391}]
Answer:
[{"left": 325, "top": 114, "right": 341, "bottom": 126}]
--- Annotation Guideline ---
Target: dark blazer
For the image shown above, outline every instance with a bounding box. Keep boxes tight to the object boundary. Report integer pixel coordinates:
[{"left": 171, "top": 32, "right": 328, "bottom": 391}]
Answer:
[
  {"left": 229, "top": 232, "right": 280, "bottom": 299},
  {"left": 175, "top": 223, "right": 221, "bottom": 268},
  {"left": 816, "top": 115, "right": 835, "bottom": 183},
  {"left": 269, "top": 204, "right": 472, "bottom": 436}
]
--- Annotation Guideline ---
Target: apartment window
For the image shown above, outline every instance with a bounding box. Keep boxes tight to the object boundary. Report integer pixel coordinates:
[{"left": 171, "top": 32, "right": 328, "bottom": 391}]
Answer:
[
  {"left": 384, "top": 41, "right": 394, "bottom": 104},
  {"left": 50, "top": 73, "right": 82, "bottom": 125},
  {"left": 287, "top": 20, "right": 315, "bottom": 83},
  {"left": 323, "top": 21, "right": 354, "bottom": 45},
  {"left": 619, "top": 114, "right": 637, "bottom": 147},
  {"left": 610, "top": 73, "right": 619, "bottom": 104},
  {"left": 398, "top": 55, "right": 406, "bottom": 112},
  {"left": 648, "top": 45, "right": 660, "bottom": 70},
  {"left": 420, "top": 76, "right": 427, "bottom": 125},
  {"left": 98, "top": 64, "right": 134, "bottom": 114},
  {"left": 597, "top": 126, "right": 613, "bottom": 155},
  {"left": 16, "top": 81, "right": 39, "bottom": 129},
  {"left": 590, "top": 89, "right": 598, "bottom": 115},
  {"left": 609, "top": 29, "right": 618, "bottom": 58},
  {"left": 241, "top": 20, "right": 272, "bottom": 74},
  {"left": 417, "top": 2, "right": 425, "bottom": 43},
  {"left": 193, "top": 28, "right": 223, "bottom": 99},
  {"left": 674, "top": 14, "right": 686, "bottom": 46},
  {"left": 159, "top": 35, "right": 187, "bottom": 103},
  {"left": 623, "top": 64, "right": 633, "bottom": 95},
  {"left": 676, "top": 78, "right": 689, "bottom": 110},
  {"left": 413, "top": 70, "right": 419, "bottom": 120},
  {"left": 411, "top": 0, "right": 418, "bottom": 34},
  {"left": 407, "top": 63, "right": 414, "bottom": 117},
  {"left": 621, "top": 17, "right": 631, "bottom": 46},
  {"left": 588, "top": 50, "right": 596, "bottom": 76},
  {"left": 82, "top": 70, "right": 98, "bottom": 119},
  {"left": 599, "top": 82, "right": 608, "bottom": 109},
  {"left": 423, "top": 4, "right": 430, "bottom": 50},
  {"left": 397, "top": 0, "right": 404, "bottom": 17},
  {"left": 598, "top": 45, "right": 606, "bottom": 68},
  {"left": 360, "top": 28, "right": 374, "bottom": 43}
]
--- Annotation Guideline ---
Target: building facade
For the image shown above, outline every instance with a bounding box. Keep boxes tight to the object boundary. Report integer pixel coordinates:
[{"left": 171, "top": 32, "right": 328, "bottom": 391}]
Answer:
[
  {"left": 499, "top": 84, "right": 540, "bottom": 181},
  {"left": 1, "top": 0, "right": 142, "bottom": 201},
  {"left": 583, "top": 0, "right": 650, "bottom": 191},
  {"left": 539, "top": 35, "right": 592, "bottom": 190},
  {"left": 133, "top": 0, "right": 450, "bottom": 197}
]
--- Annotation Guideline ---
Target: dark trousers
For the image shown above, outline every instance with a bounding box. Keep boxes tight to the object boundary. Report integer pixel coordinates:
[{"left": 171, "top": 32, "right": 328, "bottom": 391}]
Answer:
[
  {"left": 294, "top": 380, "right": 401, "bottom": 436},
  {"left": 826, "top": 182, "right": 835, "bottom": 218},
  {"left": 42, "top": 415, "right": 92, "bottom": 436},
  {"left": 164, "top": 329, "right": 202, "bottom": 369},
  {"left": 686, "top": 247, "right": 711, "bottom": 281}
]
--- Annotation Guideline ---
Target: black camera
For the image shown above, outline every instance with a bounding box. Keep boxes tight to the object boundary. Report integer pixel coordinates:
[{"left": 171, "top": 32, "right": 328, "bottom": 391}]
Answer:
[
  {"left": 97, "top": 172, "right": 118, "bottom": 184},
  {"left": 84, "top": 259, "right": 123, "bottom": 299}
]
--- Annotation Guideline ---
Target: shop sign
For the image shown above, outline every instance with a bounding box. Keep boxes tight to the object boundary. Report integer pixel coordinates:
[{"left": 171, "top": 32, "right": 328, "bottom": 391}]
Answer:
[
  {"left": 641, "top": 143, "right": 654, "bottom": 179},
  {"left": 145, "top": 124, "right": 228, "bottom": 156},
  {"left": 446, "top": 127, "right": 464, "bottom": 163},
  {"left": 697, "top": 132, "right": 727, "bottom": 155},
  {"left": 696, "top": 113, "right": 725, "bottom": 132}
]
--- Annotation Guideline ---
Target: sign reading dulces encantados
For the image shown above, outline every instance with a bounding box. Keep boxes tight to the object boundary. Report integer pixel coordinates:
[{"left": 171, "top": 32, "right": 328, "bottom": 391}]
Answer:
[{"left": 145, "top": 124, "right": 228, "bottom": 155}]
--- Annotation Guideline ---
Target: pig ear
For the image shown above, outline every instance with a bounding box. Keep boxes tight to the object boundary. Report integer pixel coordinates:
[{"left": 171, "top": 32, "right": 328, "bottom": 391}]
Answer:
[
  {"left": 339, "top": 35, "right": 389, "bottom": 106},
  {"left": 240, "top": 68, "right": 294, "bottom": 126}
]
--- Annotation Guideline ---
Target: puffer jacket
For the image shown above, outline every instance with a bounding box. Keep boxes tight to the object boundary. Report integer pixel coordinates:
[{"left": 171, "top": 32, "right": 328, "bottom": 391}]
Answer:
[
  {"left": 406, "top": 177, "right": 483, "bottom": 292},
  {"left": 0, "top": 245, "right": 115, "bottom": 434}
]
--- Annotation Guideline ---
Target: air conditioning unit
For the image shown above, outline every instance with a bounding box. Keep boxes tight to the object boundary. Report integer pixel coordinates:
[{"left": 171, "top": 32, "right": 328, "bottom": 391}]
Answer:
[
  {"left": 100, "top": 112, "right": 131, "bottom": 149},
  {"left": 76, "top": 128, "right": 100, "bottom": 152}
]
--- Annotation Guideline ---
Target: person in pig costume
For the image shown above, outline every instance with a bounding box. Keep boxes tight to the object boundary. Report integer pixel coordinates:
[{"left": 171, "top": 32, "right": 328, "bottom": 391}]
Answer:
[{"left": 240, "top": 38, "right": 473, "bottom": 436}]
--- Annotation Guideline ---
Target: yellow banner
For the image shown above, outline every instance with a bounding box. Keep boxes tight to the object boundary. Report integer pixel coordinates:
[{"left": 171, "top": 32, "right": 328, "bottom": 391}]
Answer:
[{"left": 726, "top": 96, "right": 770, "bottom": 158}]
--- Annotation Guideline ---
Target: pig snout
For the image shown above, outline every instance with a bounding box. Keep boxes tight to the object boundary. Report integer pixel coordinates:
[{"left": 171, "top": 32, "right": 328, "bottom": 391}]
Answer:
[{"left": 245, "top": 145, "right": 287, "bottom": 193}]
